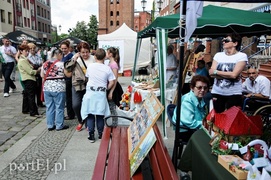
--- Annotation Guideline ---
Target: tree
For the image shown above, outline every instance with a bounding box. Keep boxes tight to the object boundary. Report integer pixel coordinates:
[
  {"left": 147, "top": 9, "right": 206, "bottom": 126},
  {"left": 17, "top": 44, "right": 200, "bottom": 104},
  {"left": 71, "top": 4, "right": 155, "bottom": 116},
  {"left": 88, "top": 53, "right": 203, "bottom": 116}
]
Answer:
[{"left": 68, "top": 15, "right": 98, "bottom": 49}]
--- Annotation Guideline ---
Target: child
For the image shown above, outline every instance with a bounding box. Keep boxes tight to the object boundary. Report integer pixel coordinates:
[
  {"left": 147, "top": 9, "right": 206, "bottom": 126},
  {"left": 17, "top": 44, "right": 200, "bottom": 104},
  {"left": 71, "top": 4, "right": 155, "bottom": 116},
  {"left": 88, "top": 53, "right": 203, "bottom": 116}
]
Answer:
[{"left": 81, "top": 48, "right": 115, "bottom": 143}]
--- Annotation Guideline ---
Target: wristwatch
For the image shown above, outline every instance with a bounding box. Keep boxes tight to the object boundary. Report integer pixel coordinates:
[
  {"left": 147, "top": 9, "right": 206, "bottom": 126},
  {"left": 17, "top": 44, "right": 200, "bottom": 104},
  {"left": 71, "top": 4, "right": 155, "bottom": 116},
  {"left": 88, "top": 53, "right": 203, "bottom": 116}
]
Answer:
[{"left": 213, "top": 70, "right": 218, "bottom": 75}]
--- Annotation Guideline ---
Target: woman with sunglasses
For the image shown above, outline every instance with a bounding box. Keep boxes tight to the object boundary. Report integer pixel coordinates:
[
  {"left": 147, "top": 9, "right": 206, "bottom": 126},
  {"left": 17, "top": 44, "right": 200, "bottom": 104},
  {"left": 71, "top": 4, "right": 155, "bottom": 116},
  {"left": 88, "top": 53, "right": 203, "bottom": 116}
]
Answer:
[
  {"left": 209, "top": 33, "right": 248, "bottom": 113},
  {"left": 172, "top": 75, "right": 210, "bottom": 141}
]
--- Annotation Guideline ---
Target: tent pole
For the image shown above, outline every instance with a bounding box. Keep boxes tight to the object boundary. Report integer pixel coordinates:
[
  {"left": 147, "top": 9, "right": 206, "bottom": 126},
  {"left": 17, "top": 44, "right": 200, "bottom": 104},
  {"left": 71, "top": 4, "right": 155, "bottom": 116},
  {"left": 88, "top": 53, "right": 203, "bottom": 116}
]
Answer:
[{"left": 172, "top": 0, "right": 187, "bottom": 170}]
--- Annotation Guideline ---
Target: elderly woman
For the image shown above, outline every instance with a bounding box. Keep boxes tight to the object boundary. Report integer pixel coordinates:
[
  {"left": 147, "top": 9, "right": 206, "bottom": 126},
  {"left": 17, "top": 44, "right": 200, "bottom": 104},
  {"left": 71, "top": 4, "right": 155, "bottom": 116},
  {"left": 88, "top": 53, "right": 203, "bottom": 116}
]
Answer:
[
  {"left": 172, "top": 75, "right": 210, "bottom": 141},
  {"left": 17, "top": 44, "right": 41, "bottom": 117},
  {"left": 41, "top": 49, "right": 68, "bottom": 131},
  {"left": 27, "top": 43, "right": 44, "bottom": 107},
  {"left": 209, "top": 32, "right": 248, "bottom": 113}
]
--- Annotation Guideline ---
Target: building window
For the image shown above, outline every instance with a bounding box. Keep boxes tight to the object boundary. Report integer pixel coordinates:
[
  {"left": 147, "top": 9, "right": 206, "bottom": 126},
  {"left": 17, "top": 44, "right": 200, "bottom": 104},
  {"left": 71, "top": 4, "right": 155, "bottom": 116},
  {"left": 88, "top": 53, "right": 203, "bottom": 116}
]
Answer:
[
  {"left": 7, "top": 0, "right": 11, "bottom": 3},
  {"left": 8, "top": 12, "right": 12, "bottom": 24},
  {"left": 116, "top": 21, "right": 119, "bottom": 26},
  {"left": 110, "top": 0, "right": 113, "bottom": 4},
  {"left": 27, "top": 18, "right": 30, "bottom": 27},
  {"left": 110, "top": 21, "right": 113, "bottom": 26},
  {"left": 26, "top": 0, "right": 29, "bottom": 10},
  {"left": 24, "top": 17, "right": 27, "bottom": 27},
  {"left": 0, "top": 10, "right": 5, "bottom": 23},
  {"left": 117, "top": 0, "right": 119, "bottom": 4},
  {"left": 116, "top": 11, "right": 119, "bottom": 16},
  {"left": 110, "top": 11, "right": 113, "bottom": 16},
  {"left": 23, "top": 0, "right": 26, "bottom": 8}
]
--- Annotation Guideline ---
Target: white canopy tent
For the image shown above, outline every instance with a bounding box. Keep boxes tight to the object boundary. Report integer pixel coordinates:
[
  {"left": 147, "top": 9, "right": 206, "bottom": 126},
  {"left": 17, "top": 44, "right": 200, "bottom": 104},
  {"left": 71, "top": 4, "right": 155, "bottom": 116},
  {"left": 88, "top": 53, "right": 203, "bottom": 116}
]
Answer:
[{"left": 98, "top": 23, "right": 151, "bottom": 73}]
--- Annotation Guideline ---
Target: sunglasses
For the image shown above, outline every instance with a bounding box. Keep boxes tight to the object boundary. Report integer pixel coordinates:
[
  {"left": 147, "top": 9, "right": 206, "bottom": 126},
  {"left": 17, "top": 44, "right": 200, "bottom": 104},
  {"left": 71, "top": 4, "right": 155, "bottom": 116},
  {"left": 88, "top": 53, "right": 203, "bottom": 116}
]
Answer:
[
  {"left": 195, "top": 86, "right": 208, "bottom": 91},
  {"left": 222, "top": 38, "right": 232, "bottom": 43}
]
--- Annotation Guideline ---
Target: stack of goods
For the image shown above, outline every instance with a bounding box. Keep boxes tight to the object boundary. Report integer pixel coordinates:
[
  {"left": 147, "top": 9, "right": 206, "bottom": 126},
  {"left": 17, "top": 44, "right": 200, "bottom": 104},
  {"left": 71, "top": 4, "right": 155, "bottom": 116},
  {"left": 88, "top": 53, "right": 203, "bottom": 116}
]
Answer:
[{"left": 119, "top": 85, "right": 132, "bottom": 111}]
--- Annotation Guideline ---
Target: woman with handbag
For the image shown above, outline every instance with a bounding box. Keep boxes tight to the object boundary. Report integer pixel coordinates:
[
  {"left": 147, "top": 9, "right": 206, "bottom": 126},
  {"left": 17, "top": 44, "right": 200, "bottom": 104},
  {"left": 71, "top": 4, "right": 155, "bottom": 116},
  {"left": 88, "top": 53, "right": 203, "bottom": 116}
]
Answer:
[
  {"left": 41, "top": 49, "right": 68, "bottom": 131},
  {"left": 106, "top": 47, "right": 123, "bottom": 126},
  {"left": 17, "top": 44, "right": 41, "bottom": 117},
  {"left": 64, "top": 42, "right": 95, "bottom": 132}
]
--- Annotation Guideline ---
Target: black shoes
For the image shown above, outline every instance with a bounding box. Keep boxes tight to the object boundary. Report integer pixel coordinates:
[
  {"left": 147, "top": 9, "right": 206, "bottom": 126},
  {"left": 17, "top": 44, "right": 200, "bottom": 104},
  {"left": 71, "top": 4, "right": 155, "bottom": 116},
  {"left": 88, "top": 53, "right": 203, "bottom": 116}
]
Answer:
[
  {"left": 88, "top": 133, "right": 95, "bottom": 143},
  {"left": 98, "top": 133, "right": 103, "bottom": 139},
  {"left": 48, "top": 125, "right": 56, "bottom": 131},
  {"left": 56, "top": 125, "right": 69, "bottom": 131}
]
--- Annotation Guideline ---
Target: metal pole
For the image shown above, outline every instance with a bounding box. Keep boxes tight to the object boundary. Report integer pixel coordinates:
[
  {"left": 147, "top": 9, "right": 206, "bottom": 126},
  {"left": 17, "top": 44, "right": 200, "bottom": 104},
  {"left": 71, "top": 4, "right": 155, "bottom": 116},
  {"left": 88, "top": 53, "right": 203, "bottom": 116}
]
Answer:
[{"left": 172, "top": 0, "right": 187, "bottom": 170}]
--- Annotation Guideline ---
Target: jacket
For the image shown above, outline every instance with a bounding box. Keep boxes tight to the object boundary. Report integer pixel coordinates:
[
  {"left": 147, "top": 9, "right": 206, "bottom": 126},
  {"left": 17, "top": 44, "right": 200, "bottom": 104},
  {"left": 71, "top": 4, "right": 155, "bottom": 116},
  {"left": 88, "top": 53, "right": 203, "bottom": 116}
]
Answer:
[{"left": 64, "top": 59, "right": 87, "bottom": 91}]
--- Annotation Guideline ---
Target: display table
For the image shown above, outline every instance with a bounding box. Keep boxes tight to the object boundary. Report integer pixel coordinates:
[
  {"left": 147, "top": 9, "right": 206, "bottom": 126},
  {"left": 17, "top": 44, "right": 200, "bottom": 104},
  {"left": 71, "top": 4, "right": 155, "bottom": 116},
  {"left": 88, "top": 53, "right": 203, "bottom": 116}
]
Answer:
[{"left": 179, "top": 129, "right": 236, "bottom": 180}]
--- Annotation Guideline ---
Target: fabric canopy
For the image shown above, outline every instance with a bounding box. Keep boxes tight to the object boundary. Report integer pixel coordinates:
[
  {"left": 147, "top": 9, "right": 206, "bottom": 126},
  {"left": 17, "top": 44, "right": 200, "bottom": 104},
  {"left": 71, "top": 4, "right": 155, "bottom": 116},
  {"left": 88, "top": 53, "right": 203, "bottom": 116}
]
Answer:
[
  {"left": 53, "top": 37, "right": 85, "bottom": 47},
  {"left": 138, "top": 5, "right": 271, "bottom": 38},
  {"left": 98, "top": 23, "right": 151, "bottom": 72},
  {"left": 4, "top": 30, "right": 44, "bottom": 45}
]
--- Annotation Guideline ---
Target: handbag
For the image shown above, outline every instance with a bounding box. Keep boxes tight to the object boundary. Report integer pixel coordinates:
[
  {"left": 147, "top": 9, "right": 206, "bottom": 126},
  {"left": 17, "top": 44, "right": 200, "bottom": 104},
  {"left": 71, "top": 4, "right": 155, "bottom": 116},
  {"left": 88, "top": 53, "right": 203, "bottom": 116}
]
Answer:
[{"left": 41, "top": 60, "right": 60, "bottom": 102}]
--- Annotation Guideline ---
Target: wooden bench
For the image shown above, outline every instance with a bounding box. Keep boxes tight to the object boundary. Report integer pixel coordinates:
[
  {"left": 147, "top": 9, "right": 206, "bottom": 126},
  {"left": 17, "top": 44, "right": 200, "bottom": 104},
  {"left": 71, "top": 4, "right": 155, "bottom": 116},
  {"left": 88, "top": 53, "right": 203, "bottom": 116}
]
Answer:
[{"left": 92, "top": 123, "right": 178, "bottom": 180}]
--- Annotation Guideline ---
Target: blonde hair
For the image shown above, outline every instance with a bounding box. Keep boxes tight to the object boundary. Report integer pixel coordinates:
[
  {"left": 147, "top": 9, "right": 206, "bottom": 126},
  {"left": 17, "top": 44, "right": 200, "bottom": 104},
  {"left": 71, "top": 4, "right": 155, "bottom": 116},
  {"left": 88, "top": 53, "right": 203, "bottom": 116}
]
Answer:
[{"left": 27, "top": 42, "right": 36, "bottom": 49}]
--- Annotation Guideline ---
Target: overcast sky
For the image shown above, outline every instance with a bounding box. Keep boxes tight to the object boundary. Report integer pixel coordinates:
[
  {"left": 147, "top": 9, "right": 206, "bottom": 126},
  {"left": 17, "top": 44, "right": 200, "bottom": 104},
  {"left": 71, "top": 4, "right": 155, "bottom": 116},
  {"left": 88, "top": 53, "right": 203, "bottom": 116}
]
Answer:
[{"left": 51, "top": 0, "right": 153, "bottom": 34}]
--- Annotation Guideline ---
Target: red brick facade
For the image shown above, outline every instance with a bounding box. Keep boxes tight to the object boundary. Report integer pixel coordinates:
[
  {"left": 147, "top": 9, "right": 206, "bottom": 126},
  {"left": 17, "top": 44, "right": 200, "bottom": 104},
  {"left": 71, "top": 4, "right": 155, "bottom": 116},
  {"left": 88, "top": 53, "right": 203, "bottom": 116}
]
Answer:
[{"left": 98, "top": 0, "right": 134, "bottom": 35}]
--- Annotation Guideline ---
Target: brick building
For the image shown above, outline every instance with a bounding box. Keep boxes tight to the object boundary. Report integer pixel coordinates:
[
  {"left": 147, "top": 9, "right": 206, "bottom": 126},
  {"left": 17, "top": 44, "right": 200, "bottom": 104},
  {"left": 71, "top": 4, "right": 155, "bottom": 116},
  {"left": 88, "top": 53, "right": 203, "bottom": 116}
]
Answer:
[
  {"left": 98, "top": 0, "right": 134, "bottom": 35},
  {"left": 133, "top": 11, "right": 151, "bottom": 32}
]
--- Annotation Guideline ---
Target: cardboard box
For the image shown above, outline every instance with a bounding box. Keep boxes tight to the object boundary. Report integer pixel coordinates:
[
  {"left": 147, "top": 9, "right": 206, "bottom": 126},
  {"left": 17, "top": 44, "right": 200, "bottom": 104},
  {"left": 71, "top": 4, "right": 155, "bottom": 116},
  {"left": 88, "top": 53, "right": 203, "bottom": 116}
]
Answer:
[{"left": 218, "top": 155, "right": 248, "bottom": 180}]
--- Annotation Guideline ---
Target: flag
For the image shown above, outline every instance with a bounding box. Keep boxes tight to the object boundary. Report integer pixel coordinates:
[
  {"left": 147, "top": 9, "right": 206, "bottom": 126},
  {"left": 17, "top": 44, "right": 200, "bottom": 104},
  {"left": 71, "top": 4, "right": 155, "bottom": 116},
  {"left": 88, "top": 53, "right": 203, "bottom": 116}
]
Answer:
[{"left": 184, "top": 1, "right": 203, "bottom": 42}]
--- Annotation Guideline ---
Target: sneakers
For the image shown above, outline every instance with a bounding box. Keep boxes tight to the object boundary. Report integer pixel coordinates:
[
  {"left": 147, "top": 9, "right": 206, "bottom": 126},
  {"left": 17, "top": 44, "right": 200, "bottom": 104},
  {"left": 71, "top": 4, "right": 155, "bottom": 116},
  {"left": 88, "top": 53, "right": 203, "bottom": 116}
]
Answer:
[
  {"left": 76, "top": 124, "right": 83, "bottom": 131},
  {"left": 9, "top": 88, "right": 17, "bottom": 93},
  {"left": 3, "top": 93, "right": 10, "bottom": 97},
  {"left": 88, "top": 134, "right": 95, "bottom": 143}
]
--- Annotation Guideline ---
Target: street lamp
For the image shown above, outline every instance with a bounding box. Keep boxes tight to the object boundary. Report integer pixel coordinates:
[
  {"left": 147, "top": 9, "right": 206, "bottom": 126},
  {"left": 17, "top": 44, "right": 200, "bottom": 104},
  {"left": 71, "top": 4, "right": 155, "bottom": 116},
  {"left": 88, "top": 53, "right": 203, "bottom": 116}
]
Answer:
[
  {"left": 141, "top": 0, "right": 147, "bottom": 12},
  {"left": 157, "top": 0, "right": 163, "bottom": 12},
  {"left": 59, "top": 25, "right": 62, "bottom": 32}
]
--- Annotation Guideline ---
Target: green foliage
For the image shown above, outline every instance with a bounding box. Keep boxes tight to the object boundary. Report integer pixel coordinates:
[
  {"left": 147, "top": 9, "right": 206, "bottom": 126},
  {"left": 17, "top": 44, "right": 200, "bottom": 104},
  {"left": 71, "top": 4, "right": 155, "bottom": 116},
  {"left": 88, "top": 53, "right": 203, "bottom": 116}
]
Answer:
[{"left": 68, "top": 15, "right": 98, "bottom": 49}]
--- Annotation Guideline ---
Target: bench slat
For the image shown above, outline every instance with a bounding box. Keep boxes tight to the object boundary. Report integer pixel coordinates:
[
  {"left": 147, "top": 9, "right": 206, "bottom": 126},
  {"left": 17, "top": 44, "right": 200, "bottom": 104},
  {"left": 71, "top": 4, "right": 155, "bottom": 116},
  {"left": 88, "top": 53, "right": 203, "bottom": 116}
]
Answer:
[
  {"left": 153, "top": 124, "right": 179, "bottom": 180},
  {"left": 92, "top": 127, "right": 112, "bottom": 180},
  {"left": 119, "top": 127, "right": 130, "bottom": 180},
  {"left": 106, "top": 127, "right": 121, "bottom": 180}
]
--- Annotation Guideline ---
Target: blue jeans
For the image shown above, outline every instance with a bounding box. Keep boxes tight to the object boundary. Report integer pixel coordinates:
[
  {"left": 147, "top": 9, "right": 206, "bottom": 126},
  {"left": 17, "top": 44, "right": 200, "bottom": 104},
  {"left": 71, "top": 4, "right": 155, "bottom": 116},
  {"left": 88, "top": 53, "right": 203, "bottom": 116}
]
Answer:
[
  {"left": 2, "top": 62, "right": 16, "bottom": 93},
  {"left": 44, "top": 91, "right": 66, "bottom": 129},
  {"left": 86, "top": 114, "right": 104, "bottom": 135}
]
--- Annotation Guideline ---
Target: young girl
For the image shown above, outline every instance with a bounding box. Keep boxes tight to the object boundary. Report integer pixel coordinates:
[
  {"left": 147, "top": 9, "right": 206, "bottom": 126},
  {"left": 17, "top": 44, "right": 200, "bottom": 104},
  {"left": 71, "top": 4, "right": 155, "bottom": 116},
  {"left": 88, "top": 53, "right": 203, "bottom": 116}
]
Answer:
[
  {"left": 81, "top": 48, "right": 115, "bottom": 143},
  {"left": 106, "top": 47, "right": 123, "bottom": 126}
]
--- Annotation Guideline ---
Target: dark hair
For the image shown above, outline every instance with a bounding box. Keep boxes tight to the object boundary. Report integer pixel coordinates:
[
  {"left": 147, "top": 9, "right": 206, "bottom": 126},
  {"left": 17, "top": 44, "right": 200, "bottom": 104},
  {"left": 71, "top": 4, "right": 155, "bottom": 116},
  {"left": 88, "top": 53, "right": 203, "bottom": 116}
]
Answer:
[
  {"left": 190, "top": 75, "right": 210, "bottom": 88},
  {"left": 60, "top": 40, "right": 70, "bottom": 48},
  {"left": 18, "top": 44, "right": 30, "bottom": 51},
  {"left": 197, "top": 60, "right": 205, "bottom": 65},
  {"left": 95, "top": 48, "right": 106, "bottom": 60},
  {"left": 107, "top": 47, "right": 120, "bottom": 67},
  {"left": 51, "top": 49, "right": 62, "bottom": 58},
  {"left": 227, "top": 32, "right": 242, "bottom": 50},
  {"left": 77, "top": 42, "right": 90, "bottom": 52},
  {"left": 194, "top": 44, "right": 205, "bottom": 54}
]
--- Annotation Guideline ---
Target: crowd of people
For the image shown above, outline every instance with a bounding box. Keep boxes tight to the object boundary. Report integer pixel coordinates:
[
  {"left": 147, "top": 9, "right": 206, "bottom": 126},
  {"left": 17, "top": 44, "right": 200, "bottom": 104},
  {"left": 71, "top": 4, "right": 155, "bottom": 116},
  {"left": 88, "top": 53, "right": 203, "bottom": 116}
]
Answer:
[
  {"left": 172, "top": 32, "right": 270, "bottom": 143},
  {"left": 1, "top": 31, "right": 270, "bottom": 144},
  {"left": 0, "top": 37, "right": 123, "bottom": 142}
]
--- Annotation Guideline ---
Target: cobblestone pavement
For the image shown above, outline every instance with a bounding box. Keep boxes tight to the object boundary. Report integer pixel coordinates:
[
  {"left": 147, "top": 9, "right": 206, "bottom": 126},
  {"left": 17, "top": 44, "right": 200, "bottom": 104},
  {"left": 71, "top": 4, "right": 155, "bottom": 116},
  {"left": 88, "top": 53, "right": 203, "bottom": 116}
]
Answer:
[{"left": 0, "top": 77, "right": 46, "bottom": 156}]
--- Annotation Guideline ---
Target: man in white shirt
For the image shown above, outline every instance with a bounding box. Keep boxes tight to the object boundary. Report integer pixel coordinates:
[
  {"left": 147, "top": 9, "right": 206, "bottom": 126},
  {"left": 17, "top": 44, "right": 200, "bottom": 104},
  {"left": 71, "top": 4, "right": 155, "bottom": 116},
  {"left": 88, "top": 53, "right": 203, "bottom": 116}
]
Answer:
[
  {"left": 166, "top": 45, "right": 177, "bottom": 82},
  {"left": 242, "top": 65, "right": 270, "bottom": 110},
  {"left": 0, "top": 37, "right": 17, "bottom": 97}
]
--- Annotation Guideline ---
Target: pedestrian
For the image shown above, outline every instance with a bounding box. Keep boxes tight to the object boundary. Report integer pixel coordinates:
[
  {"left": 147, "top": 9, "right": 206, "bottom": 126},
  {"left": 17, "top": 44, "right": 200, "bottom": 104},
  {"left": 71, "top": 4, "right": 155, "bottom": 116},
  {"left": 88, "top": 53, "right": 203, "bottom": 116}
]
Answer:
[
  {"left": 0, "top": 37, "right": 17, "bottom": 97},
  {"left": 209, "top": 32, "right": 248, "bottom": 113},
  {"left": 60, "top": 40, "right": 75, "bottom": 120},
  {"left": 81, "top": 48, "right": 115, "bottom": 143},
  {"left": 27, "top": 43, "right": 44, "bottom": 107},
  {"left": 166, "top": 45, "right": 177, "bottom": 82},
  {"left": 41, "top": 49, "right": 69, "bottom": 131},
  {"left": 64, "top": 42, "right": 95, "bottom": 132},
  {"left": 106, "top": 47, "right": 123, "bottom": 126},
  {"left": 17, "top": 44, "right": 41, "bottom": 117}
]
